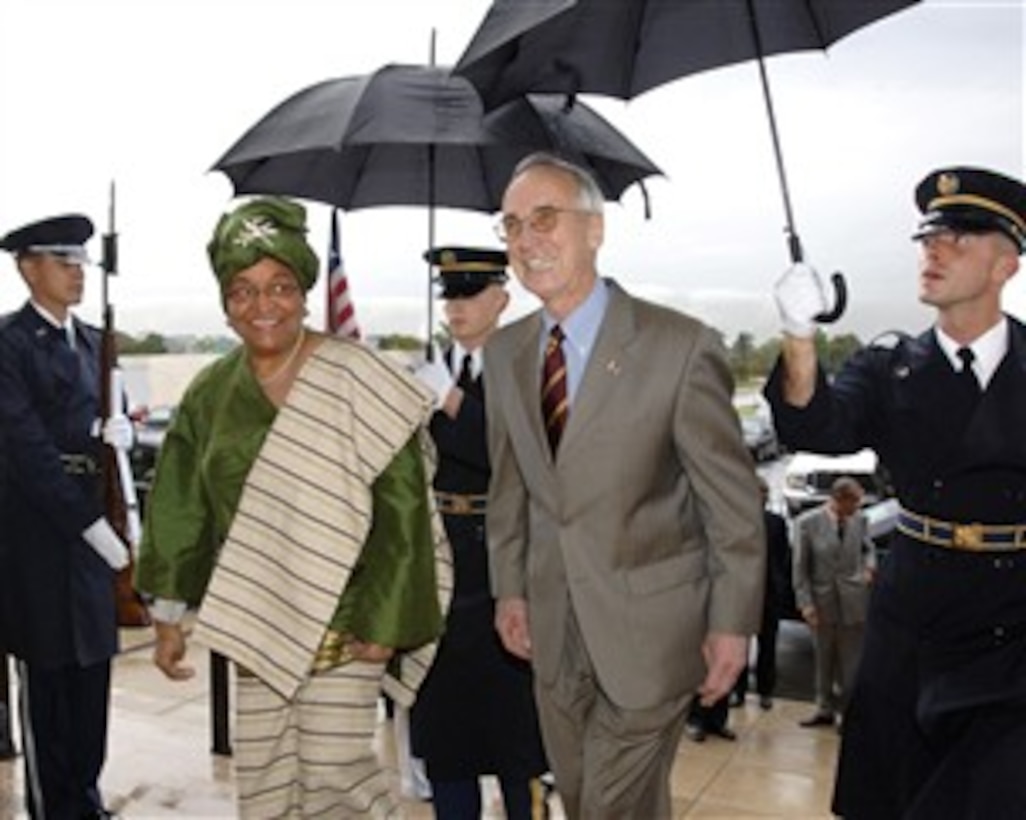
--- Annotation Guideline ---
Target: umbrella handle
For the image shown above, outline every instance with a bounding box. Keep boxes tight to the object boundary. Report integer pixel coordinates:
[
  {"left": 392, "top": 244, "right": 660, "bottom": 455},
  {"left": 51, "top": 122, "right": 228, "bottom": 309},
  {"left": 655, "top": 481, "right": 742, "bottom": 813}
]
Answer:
[{"left": 814, "top": 271, "right": 848, "bottom": 324}]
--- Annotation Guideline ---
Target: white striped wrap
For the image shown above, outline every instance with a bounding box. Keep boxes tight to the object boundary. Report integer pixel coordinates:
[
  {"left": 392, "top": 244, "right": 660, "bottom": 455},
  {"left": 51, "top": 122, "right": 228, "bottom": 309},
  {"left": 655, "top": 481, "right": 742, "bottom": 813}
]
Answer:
[{"left": 193, "top": 338, "right": 451, "bottom": 703}]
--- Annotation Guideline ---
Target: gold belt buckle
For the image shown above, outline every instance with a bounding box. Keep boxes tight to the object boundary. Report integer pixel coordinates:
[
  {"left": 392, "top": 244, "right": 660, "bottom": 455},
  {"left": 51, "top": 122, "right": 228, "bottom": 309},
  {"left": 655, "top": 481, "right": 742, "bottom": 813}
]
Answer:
[
  {"left": 451, "top": 495, "right": 472, "bottom": 514},
  {"left": 953, "top": 523, "right": 985, "bottom": 550}
]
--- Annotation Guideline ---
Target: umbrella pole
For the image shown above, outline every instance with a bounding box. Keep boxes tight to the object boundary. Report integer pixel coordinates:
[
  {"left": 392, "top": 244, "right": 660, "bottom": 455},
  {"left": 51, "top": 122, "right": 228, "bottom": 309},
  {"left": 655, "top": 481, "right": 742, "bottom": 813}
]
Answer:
[
  {"left": 426, "top": 143, "right": 436, "bottom": 360},
  {"left": 745, "top": 0, "right": 803, "bottom": 264},
  {"left": 425, "top": 29, "right": 438, "bottom": 361},
  {"left": 746, "top": 1, "right": 847, "bottom": 322}
]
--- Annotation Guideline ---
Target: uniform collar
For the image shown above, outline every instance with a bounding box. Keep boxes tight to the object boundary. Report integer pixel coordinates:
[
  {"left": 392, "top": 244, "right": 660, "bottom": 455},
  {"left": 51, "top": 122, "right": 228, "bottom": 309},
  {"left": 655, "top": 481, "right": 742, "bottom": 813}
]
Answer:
[
  {"left": 451, "top": 341, "right": 482, "bottom": 380},
  {"left": 934, "top": 317, "right": 1007, "bottom": 388}
]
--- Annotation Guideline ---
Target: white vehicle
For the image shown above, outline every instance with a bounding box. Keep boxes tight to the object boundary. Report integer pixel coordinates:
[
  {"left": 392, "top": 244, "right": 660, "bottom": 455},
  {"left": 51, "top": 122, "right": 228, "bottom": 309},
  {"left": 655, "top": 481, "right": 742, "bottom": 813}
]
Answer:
[{"left": 782, "top": 448, "right": 891, "bottom": 517}]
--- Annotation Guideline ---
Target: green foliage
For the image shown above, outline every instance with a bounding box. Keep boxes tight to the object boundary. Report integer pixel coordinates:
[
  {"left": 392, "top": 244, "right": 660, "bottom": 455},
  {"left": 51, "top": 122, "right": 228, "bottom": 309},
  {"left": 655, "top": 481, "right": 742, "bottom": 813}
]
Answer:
[
  {"left": 728, "top": 330, "right": 862, "bottom": 382},
  {"left": 118, "top": 332, "right": 166, "bottom": 354},
  {"left": 377, "top": 333, "right": 425, "bottom": 351}
]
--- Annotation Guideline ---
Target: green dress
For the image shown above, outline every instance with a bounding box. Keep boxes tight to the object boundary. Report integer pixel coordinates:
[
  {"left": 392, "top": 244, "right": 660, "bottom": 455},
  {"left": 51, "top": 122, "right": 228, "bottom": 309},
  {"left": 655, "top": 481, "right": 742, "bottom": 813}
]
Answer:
[{"left": 135, "top": 345, "right": 442, "bottom": 654}]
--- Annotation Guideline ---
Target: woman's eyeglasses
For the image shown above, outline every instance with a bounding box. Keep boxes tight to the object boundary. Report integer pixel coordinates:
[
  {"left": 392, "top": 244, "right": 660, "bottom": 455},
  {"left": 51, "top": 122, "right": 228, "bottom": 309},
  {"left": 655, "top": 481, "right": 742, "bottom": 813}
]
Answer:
[{"left": 225, "top": 280, "right": 302, "bottom": 307}]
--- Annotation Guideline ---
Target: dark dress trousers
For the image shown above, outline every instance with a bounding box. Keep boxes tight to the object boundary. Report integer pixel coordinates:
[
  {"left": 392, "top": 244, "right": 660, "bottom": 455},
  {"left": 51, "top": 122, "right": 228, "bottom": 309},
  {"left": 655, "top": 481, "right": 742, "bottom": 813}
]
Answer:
[
  {"left": 734, "top": 509, "right": 792, "bottom": 700},
  {"left": 0, "top": 304, "right": 119, "bottom": 819},
  {"left": 411, "top": 348, "right": 547, "bottom": 784},
  {"left": 765, "top": 318, "right": 1026, "bottom": 820}
]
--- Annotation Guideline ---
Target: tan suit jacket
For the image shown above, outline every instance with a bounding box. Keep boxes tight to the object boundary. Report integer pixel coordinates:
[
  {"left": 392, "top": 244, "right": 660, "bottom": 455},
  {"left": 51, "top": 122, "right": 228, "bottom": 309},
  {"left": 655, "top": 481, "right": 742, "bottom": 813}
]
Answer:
[
  {"left": 484, "top": 280, "right": 765, "bottom": 710},
  {"left": 792, "top": 505, "right": 876, "bottom": 627}
]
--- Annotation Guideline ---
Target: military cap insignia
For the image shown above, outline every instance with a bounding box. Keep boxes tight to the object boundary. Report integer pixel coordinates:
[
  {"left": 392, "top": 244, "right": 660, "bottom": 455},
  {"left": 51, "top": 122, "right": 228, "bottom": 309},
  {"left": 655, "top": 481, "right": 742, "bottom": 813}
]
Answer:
[
  {"left": 233, "top": 216, "right": 279, "bottom": 248},
  {"left": 937, "top": 172, "right": 960, "bottom": 197},
  {"left": 440, "top": 249, "right": 457, "bottom": 267}
]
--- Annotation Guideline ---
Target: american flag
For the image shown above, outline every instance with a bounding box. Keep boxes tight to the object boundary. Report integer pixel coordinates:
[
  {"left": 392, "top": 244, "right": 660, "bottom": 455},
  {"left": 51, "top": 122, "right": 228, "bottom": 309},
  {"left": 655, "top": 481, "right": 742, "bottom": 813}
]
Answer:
[{"left": 326, "top": 208, "right": 361, "bottom": 339}]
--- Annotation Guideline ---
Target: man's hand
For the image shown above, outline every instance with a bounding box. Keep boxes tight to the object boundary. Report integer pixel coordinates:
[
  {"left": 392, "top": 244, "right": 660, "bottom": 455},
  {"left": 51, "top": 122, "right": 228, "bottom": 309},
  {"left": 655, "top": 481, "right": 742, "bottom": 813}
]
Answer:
[
  {"left": 495, "top": 596, "right": 532, "bottom": 660},
  {"left": 413, "top": 356, "right": 454, "bottom": 408},
  {"left": 801, "top": 605, "right": 819, "bottom": 628},
  {"left": 697, "top": 632, "right": 748, "bottom": 706},
  {"left": 81, "top": 517, "right": 130, "bottom": 570},
  {"left": 153, "top": 621, "right": 195, "bottom": 681},
  {"left": 774, "top": 263, "right": 829, "bottom": 339}
]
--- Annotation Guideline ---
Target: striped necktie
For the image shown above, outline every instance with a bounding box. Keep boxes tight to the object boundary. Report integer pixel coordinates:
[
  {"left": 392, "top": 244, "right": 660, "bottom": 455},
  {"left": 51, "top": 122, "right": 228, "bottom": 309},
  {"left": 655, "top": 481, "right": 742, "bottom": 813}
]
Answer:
[{"left": 541, "top": 325, "right": 568, "bottom": 455}]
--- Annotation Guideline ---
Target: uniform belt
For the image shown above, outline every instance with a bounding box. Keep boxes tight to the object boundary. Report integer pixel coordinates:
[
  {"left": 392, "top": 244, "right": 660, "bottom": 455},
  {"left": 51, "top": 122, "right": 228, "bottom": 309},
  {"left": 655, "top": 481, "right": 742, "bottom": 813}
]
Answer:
[
  {"left": 897, "top": 507, "right": 1026, "bottom": 552},
  {"left": 59, "top": 453, "right": 100, "bottom": 476},
  {"left": 434, "top": 491, "right": 487, "bottom": 516}
]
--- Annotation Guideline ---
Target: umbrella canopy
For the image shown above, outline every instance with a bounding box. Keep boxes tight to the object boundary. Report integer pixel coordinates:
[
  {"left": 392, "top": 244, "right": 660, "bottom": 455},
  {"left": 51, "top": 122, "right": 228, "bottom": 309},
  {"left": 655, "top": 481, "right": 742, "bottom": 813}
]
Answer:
[
  {"left": 454, "top": 0, "right": 922, "bottom": 322},
  {"left": 454, "top": 0, "right": 921, "bottom": 110},
  {"left": 211, "top": 63, "right": 661, "bottom": 213}
]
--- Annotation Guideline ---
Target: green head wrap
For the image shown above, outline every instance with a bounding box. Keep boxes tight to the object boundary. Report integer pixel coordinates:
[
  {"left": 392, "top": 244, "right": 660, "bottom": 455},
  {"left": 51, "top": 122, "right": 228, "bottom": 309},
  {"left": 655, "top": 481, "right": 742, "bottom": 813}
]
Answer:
[{"left": 207, "top": 197, "right": 319, "bottom": 293}]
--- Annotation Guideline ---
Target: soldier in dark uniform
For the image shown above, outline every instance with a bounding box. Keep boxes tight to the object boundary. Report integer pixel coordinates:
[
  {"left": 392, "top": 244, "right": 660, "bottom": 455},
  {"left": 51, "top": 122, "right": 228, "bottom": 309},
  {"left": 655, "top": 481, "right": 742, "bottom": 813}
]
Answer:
[
  {"left": 411, "top": 247, "right": 549, "bottom": 819},
  {"left": 766, "top": 167, "right": 1026, "bottom": 819},
  {"left": 0, "top": 215, "right": 134, "bottom": 819}
]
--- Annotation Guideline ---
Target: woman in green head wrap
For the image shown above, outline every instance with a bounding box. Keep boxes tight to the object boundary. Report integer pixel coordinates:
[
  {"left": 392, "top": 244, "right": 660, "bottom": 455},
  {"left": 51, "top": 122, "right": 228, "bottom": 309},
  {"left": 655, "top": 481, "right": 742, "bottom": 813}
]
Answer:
[{"left": 135, "top": 196, "right": 450, "bottom": 818}]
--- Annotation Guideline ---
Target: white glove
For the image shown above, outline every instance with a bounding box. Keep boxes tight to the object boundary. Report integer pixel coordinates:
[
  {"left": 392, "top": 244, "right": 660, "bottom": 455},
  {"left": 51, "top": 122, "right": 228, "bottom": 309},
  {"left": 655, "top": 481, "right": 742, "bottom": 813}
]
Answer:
[
  {"left": 82, "top": 517, "right": 130, "bottom": 570},
  {"left": 774, "top": 263, "right": 829, "bottom": 339},
  {"left": 91, "top": 415, "right": 135, "bottom": 451},
  {"left": 414, "top": 356, "right": 454, "bottom": 407}
]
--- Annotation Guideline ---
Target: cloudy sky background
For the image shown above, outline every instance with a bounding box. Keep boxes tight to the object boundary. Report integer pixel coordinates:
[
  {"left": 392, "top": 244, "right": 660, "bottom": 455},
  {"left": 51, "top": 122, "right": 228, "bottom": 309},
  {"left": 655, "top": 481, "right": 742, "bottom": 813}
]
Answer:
[{"left": 1, "top": 0, "right": 1022, "bottom": 344}]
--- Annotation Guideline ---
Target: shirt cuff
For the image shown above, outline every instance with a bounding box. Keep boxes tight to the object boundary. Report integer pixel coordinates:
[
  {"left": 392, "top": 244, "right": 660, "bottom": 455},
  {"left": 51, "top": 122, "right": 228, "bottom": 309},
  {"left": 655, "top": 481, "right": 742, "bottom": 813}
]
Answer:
[{"left": 149, "top": 598, "right": 188, "bottom": 624}]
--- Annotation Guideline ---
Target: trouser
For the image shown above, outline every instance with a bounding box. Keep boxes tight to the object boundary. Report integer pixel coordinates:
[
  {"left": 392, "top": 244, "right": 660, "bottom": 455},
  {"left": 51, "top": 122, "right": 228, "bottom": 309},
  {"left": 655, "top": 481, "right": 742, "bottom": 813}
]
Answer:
[
  {"left": 18, "top": 658, "right": 110, "bottom": 820},
  {"left": 813, "top": 620, "right": 864, "bottom": 715},
  {"left": 734, "top": 615, "right": 779, "bottom": 699},
  {"left": 533, "top": 611, "right": 688, "bottom": 820},
  {"left": 234, "top": 661, "right": 399, "bottom": 819},
  {"left": 430, "top": 775, "right": 548, "bottom": 820}
]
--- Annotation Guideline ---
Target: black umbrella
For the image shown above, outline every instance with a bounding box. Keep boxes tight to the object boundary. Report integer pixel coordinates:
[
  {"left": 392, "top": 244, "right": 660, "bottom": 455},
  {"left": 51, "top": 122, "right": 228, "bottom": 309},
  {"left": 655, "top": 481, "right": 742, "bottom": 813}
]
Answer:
[
  {"left": 454, "top": 0, "right": 923, "bottom": 322},
  {"left": 212, "top": 63, "right": 661, "bottom": 217},
  {"left": 212, "top": 63, "right": 661, "bottom": 339}
]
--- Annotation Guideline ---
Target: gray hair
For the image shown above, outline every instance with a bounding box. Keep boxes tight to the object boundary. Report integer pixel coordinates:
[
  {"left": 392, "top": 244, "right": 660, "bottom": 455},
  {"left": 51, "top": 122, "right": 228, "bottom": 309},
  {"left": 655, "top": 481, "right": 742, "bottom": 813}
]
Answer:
[
  {"left": 830, "top": 476, "right": 864, "bottom": 502},
  {"left": 509, "top": 152, "right": 605, "bottom": 214}
]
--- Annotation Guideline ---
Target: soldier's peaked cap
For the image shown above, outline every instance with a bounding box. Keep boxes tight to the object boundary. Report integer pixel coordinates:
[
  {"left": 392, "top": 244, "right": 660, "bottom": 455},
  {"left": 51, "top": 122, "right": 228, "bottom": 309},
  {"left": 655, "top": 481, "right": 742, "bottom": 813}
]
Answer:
[
  {"left": 0, "top": 214, "right": 94, "bottom": 255},
  {"left": 425, "top": 246, "right": 508, "bottom": 298},
  {"left": 913, "top": 166, "right": 1026, "bottom": 254}
]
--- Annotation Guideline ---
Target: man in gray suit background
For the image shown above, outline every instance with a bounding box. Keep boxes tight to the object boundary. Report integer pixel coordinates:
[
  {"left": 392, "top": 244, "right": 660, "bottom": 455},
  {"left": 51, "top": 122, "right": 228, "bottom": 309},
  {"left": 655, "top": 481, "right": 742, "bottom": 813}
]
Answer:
[
  {"left": 792, "top": 476, "right": 877, "bottom": 729},
  {"left": 484, "top": 152, "right": 765, "bottom": 819}
]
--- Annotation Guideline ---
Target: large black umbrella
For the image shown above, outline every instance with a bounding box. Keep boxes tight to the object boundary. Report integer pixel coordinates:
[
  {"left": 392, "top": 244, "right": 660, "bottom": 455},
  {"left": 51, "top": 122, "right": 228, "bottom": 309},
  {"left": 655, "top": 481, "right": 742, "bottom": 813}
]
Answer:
[
  {"left": 212, "top": 62, "right": 661, "bottom": 338},
  {"left": 212, "top": 63, "right": 660, "bottom": 216},
  {"left": 454, "top": 0, "right": 923, "bottom": 322}
]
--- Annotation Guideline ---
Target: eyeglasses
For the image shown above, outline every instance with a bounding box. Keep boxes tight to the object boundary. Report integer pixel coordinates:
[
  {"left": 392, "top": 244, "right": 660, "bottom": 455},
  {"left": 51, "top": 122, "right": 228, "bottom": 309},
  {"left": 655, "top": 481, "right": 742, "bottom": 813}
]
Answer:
[
  {"left": 494, "top": 206, "right": 593, "bottom": 242},
  {"left": 225, "top": 280, "right": 302, "bottom": 307}
]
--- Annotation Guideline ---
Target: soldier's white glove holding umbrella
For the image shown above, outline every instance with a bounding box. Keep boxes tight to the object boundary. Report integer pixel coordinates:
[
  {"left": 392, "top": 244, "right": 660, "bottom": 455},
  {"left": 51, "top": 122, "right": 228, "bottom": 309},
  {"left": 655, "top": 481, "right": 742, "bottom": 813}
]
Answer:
[{"left": 774, "top": 263, "right": 831, "bottom": 339}]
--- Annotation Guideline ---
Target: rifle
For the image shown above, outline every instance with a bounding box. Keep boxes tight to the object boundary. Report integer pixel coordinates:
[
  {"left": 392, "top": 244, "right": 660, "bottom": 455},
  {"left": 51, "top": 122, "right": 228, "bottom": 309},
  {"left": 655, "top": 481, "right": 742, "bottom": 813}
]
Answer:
[{"left": 100, "top": 182, "right": 150, "bottom": 627}]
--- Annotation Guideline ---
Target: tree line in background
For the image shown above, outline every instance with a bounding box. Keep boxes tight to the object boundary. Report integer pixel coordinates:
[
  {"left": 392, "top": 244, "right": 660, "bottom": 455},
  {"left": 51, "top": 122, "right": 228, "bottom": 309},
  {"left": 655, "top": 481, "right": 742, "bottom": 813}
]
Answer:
[
  {"left": 118, "top": 329, "right": 864, "bottom": 382},
  {"left": 727, "top": 331, "right": 863, "bottom": 384}
]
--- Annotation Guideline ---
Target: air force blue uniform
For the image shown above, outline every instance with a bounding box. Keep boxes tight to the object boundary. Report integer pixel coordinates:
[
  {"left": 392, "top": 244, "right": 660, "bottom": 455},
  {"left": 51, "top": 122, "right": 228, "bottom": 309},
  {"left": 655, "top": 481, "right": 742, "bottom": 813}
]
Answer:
[{"left": 0, "top": 214, "right": 118, "bottom": 820}]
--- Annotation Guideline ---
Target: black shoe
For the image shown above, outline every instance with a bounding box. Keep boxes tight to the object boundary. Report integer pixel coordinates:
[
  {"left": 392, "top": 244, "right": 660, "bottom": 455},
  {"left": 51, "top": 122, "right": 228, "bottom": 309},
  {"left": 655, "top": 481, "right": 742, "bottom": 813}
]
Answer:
[
  {"left": 710, "top": 725, "right": 737, "bottom": 741},
  {"left": 799, "top": 712, "right": 835, "bottom": 728},
  {"left": 759, "top": 695, "right": 773, "bottom": 710},
  {"left": 684, "top": 721, "right": 706, "bottom": 743}
]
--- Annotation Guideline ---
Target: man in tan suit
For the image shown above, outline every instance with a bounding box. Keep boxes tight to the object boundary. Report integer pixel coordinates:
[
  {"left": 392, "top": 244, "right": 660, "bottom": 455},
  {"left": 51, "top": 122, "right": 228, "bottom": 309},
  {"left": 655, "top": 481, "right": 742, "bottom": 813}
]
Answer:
[{"left": 484, "top": 152, "right": 765, "bottom": 819}]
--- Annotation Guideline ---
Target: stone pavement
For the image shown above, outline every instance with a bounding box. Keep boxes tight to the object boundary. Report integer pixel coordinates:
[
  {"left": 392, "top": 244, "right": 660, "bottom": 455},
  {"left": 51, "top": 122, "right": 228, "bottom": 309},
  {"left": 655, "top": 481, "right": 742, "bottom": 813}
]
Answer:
[{"left": 1, "top": 624, "right": 838, "bottom": 819}]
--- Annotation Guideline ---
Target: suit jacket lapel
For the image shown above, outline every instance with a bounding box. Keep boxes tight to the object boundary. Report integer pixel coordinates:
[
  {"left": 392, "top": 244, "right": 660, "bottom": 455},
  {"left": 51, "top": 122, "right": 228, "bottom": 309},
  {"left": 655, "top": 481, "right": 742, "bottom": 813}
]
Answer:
[
  {"left": 510, "top": 313, "right": 551, "bottom": 464},
  {"left": 559, "top": 282, "right": 635, "bottom": 456}
]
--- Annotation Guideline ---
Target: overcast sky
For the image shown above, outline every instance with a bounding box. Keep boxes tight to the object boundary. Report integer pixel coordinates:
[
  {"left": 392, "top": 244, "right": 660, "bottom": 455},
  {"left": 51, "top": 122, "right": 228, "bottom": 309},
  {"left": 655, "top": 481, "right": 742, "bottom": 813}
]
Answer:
[{"left": 1, "top": 0, "right": 1023, "bottom": 344}]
